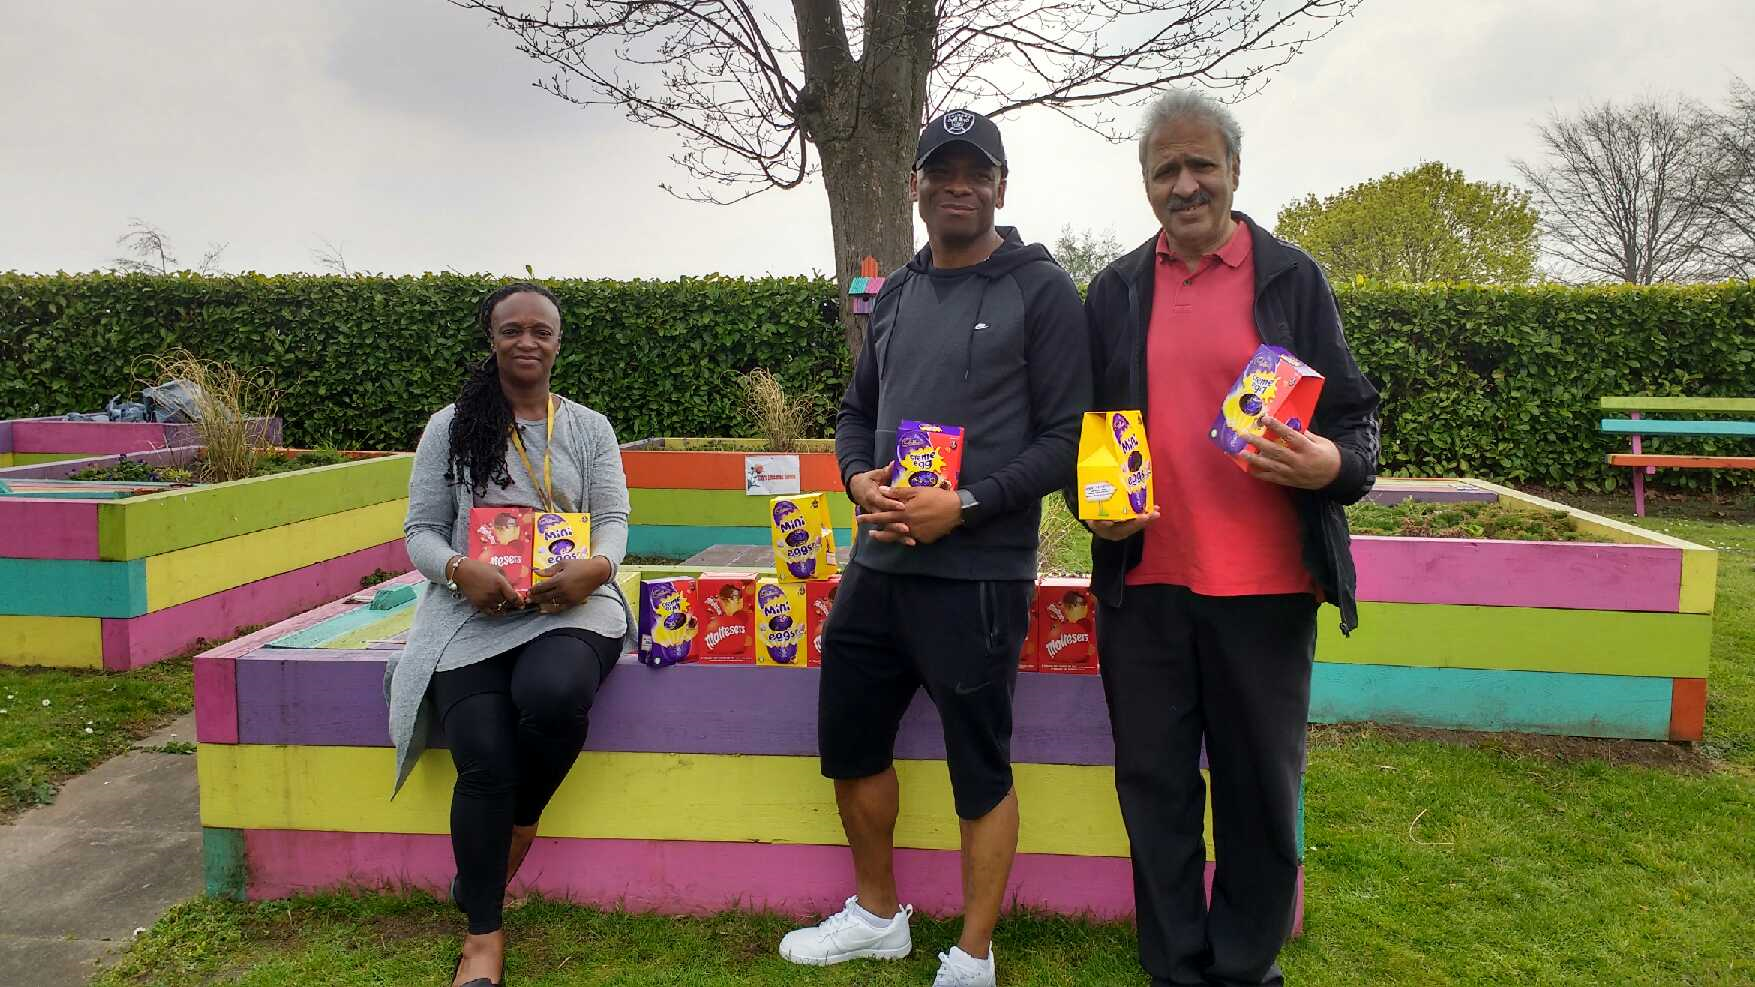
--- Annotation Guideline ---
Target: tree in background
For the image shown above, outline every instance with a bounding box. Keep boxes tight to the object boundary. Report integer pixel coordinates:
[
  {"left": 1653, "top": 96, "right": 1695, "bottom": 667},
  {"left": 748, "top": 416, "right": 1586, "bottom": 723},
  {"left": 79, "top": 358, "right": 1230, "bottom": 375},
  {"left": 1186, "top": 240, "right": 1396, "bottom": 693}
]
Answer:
[
  {"left": 1697, "top": 79, "right": 1755, "bottom": 278},
  {"left": 453, "top": 0, "right": 1363, "bottom": 354},
  {"left": 1051, "top": 225, "right": 1125, "bottom": 286},
  {"left": 1274, "top": 162, "right": 1537, "bottom": 283},
  {"left": 1512, "top": 97, "right": 1722, "bottom": 283},
  {"left": 112, "top": 219, "right": 228, "bottom": 276}
]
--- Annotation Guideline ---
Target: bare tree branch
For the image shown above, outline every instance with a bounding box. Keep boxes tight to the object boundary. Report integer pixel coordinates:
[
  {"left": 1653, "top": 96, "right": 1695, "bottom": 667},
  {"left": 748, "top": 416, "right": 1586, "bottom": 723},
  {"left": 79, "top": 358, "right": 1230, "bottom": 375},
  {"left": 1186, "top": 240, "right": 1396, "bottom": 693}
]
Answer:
[{"left": 1513, "top": 97, "right": 1728, "bottom": 283}]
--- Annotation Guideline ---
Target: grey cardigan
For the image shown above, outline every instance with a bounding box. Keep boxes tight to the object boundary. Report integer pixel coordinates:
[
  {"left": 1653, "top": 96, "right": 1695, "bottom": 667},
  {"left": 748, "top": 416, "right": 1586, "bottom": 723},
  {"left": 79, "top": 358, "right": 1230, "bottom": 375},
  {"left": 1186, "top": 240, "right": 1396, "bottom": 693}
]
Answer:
[{"left": 384, "top": 397, "right": 636, "bottom": 795}]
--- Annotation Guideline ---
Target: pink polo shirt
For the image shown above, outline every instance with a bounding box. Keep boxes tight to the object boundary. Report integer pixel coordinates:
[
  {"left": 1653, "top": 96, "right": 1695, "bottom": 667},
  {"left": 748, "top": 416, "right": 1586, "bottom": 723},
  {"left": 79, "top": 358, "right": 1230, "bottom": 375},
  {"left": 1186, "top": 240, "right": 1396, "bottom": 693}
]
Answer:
[{"left": 1126, "top": 221, "right": 1312, "bottom": 596}]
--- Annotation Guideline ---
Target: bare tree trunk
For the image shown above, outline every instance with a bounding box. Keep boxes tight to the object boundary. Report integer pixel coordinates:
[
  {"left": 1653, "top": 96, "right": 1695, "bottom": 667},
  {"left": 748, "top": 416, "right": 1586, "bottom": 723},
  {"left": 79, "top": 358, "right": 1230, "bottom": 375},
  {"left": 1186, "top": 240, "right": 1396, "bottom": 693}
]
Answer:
[{"left": 819, "top": 136, "right": 917, "bottom": 358}]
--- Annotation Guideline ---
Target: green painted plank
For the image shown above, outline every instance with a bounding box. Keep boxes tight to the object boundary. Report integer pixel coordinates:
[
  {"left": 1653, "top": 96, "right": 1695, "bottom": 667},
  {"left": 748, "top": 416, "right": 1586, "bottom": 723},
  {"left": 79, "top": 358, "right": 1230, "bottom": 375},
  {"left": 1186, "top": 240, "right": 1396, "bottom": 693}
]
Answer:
[
  {"left": 268, "top": 597, "right": 417, "bottom": 649},
  {"left": 1320, "top": 602, "right": 1710, "bottom": 678},
  {"left": 0, "top": 557, "right": 148, "bottom": 617},
  {"left": 201, "top": 827, "right": 247, "bottom": 900},
  {"left": 1600, "top": 396, "right": 1755, "bottom": 413},
  {"left": 98, "top": 454, "right": 413, "bottom": 560},
  {"left": 627, "top": 524, "right": 852, "bottom": 559},
  {"left": 628, "top": 487, "right": 856, "bottom": 527},
  {"left": 1311, "top": 662, "right": 1672, "bottom": 739},
  {"left": 1599, "top": 418, "right": 1755, "bottom": 437},
  {"left": 10, "top": 452, "right": 84, "bottom": 465}
]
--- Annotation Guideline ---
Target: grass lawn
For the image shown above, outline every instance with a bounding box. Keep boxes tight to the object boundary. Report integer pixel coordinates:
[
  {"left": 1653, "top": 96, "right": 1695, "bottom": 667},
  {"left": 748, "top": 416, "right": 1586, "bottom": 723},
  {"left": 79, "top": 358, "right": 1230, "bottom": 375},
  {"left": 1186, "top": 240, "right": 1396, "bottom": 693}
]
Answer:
[
  {"left": 66, "top": 497, "right": 1755, "bottom": 984},
  {"left": 0, "top": 657, "right": 193, "bottom": 819}
]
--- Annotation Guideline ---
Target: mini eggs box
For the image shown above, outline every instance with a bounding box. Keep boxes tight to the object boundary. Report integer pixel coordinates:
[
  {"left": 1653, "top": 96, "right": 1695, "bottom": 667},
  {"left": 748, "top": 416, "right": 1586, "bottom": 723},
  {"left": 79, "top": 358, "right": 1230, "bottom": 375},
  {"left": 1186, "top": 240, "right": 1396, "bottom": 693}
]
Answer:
[
  {"left": 1210, "top": 344, "right": 1324, "bottom": 471},
  {"left": 890, "top": 420, "right": 964, "bottom": 491},
  {"left": 1078, "top": 410, "right": 1154, "bottom": 521},
  {"left": 532, "top": 512, "right": 590, "bottom": 584},
  {"left": 754, "top": 578, "right": 808, "bottom": 667},
  {"left": 468, "top": 507, "right": 534, "bottom": 599},
  {"left": 638, "top": 577, "right": 700, "bottom": 668},
  {"left": 769, "top": 494, "right": 838, "bottom": 583}
]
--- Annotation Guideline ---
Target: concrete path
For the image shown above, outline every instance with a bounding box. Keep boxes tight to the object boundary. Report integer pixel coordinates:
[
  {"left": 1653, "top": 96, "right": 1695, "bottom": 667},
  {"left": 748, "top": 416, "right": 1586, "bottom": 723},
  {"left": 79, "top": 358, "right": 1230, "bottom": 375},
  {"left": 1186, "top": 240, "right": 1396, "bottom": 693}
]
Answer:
[{"left": 0, "top": 713, "right": 202, "bottom": 986}]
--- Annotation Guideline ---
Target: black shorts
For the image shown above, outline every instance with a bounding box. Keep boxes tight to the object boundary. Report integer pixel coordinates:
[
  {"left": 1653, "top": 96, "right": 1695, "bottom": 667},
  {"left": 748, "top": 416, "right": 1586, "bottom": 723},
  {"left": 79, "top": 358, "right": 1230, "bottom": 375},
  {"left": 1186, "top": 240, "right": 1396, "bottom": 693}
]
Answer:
[{"left": 817, "top": 563, "right": 1033, "bottom": 819}]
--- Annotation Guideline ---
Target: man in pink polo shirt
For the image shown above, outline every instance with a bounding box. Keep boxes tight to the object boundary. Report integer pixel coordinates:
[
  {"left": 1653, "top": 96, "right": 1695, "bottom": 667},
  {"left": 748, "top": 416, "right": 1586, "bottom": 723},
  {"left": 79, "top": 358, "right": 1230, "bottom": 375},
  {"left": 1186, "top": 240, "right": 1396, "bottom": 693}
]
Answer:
[{"left": 1081, "top": 90, "right": 1381, "bottom": 986}]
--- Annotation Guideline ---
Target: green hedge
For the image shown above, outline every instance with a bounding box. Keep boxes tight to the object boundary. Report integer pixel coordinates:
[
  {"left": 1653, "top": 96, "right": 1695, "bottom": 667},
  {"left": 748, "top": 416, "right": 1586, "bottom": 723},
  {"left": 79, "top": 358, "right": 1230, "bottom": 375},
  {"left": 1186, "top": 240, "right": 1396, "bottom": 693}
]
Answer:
[
  {"left": 0, "top": 273, "right": 846, "bottom": 453},
  {"left": 1, "top": 273, "right": 1751, "bottom": 491}
]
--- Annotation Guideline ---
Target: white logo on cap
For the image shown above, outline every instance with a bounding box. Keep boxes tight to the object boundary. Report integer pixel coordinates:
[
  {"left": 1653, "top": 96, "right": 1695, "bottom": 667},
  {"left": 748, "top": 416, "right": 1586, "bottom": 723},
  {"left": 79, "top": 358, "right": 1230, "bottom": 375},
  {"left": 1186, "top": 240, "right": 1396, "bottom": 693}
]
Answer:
[{"left": 944, "top": 111, "right": 975, "bottom": 135}]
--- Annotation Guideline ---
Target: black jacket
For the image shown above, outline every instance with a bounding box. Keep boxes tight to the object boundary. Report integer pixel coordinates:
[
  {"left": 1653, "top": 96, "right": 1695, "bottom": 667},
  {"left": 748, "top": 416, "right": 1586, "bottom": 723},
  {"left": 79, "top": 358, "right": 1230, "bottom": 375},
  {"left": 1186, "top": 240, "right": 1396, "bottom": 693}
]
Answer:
[
  {"left": 1081, "top": 214, "right": 1380, "bottom": 633},
  {"left": 837, "top": 227, "right": 1092, "bottom": 581}
]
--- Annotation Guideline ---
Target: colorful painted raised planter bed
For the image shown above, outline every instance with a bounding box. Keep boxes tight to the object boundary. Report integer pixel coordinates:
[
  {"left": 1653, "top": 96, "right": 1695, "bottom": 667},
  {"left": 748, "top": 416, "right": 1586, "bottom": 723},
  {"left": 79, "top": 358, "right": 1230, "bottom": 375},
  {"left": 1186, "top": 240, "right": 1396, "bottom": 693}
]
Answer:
[
  {"left": 1320, "top": 478, "right": 1715, "bottom": 741},
  {"left": 0, "top": 448, "right": 414, "bottom": 670},
  {"left": 0, "top": 415, "right": 281, "bottom": 467},
  {"left": 620, "top": 438, "right": 853, "bottom": 558},
  {"left": 194, "top": 573, "right": 1303, "bottom": 924}
]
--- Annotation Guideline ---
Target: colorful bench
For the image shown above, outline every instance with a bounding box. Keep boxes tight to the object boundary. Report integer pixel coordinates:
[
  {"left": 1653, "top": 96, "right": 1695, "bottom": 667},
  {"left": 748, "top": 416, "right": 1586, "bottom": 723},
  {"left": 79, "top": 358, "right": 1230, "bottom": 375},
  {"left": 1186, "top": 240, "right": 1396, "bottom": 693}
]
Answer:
[
  {"left": 194, "top": 571, "right": 1305, "bottom": 925},
  {"left": 1599, "top": 397, "right": 1755, "bottom": 516},
  {"left": 0, "top": 415, "right": 281, "bottom": 467}
]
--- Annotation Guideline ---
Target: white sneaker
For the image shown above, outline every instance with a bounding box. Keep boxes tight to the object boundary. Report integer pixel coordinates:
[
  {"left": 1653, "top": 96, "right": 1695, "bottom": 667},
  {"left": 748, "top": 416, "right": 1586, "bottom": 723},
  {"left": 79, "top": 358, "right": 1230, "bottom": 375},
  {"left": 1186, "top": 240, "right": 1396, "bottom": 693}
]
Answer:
[
  {"left": 778, "top": 895, "right": 913, "bottom": 966},
  {"left": 933, "top": 944, "right": 997, "bottom": 986}
]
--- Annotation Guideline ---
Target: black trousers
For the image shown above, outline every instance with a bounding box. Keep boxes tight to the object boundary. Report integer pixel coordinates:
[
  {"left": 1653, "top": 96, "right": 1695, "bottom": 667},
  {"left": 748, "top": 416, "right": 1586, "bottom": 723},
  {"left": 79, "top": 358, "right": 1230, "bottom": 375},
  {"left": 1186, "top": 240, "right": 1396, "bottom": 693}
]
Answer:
[
  {"left": 1097, "top": 585, "right": 1315, "bottom": 987},
  {"left": 431, "top": 628, "right": 620, "bottom": 934}
]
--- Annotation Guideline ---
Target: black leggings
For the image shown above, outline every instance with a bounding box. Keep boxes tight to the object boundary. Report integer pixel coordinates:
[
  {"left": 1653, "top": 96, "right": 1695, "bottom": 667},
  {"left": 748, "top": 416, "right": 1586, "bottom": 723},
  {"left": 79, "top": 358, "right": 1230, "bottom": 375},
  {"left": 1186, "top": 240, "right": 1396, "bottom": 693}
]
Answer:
[{"left": 431, "top": 628, "right": 621, "bottom": 934}]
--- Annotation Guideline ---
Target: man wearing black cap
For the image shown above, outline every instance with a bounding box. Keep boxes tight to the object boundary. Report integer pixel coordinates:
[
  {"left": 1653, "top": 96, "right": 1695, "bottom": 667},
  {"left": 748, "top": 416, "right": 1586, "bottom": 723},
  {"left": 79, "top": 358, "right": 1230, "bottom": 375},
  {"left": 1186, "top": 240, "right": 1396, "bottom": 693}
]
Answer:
[{"left": 777, "top": 110, "right": 1090, "bottom": 987}]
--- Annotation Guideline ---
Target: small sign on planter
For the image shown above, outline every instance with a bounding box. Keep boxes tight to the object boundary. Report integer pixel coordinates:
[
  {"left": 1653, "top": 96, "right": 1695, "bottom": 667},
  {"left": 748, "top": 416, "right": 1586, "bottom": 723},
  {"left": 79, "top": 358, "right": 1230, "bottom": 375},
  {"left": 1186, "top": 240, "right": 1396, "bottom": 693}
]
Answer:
[{"left": 744, "top": 454, "right": 801, "bottom": 496}]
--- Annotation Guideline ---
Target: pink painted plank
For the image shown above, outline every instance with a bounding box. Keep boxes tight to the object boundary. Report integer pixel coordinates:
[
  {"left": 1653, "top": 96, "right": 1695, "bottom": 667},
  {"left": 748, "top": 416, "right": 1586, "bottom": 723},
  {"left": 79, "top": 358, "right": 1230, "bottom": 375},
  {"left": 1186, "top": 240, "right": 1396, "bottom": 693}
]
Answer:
[
  {"left": 239, "top": 830, "right": 1301, "bottom": 932},
  {"left": 101, "top": 541, "right": 413, "bottom": 670},
  {"left": 0, "top": 418, "right": 11, "bottom": 454},
  {"left": 0, "top": 499, "right": 101, "bottom": 559},
  {"left": 9, "top": 417, "right": 280, "bottom": 455},
  {"left": 194, "top": 653, "right": 239, "bottom": 744},
  {"left": 1351, "top": 536, "right": 1682, "bottom": 612}
]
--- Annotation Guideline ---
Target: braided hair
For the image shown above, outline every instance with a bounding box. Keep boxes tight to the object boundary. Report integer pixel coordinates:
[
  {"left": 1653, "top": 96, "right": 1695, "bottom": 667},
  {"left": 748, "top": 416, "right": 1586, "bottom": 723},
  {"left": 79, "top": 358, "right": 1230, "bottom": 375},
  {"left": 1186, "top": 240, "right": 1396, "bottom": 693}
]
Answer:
[{"left": 446, "top": 282, "right": 563, "bottom": 495}]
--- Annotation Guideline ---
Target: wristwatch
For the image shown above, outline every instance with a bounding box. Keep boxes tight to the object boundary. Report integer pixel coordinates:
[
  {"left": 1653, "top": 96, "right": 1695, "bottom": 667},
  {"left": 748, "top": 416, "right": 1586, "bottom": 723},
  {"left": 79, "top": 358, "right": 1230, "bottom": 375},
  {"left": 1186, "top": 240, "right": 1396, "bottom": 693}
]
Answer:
[{"left": 956, "top": 488, "right": 982, "bottom": 525}]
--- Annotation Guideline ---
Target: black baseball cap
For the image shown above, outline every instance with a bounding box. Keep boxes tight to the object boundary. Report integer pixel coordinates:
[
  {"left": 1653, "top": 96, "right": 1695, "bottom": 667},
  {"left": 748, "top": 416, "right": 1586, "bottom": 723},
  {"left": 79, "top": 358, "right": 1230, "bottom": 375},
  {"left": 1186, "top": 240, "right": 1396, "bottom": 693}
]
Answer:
[{"left": 915, "top": 109, "right": 1007, "bottom": 171}]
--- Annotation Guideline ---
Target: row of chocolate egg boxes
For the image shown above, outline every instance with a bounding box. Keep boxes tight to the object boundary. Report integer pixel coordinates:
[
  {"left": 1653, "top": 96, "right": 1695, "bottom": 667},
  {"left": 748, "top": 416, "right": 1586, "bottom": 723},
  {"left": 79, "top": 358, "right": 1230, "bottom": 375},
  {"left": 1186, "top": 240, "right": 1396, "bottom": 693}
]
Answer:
[{"left": 637, "top": 572, "right": 1100, "bottom": 675}]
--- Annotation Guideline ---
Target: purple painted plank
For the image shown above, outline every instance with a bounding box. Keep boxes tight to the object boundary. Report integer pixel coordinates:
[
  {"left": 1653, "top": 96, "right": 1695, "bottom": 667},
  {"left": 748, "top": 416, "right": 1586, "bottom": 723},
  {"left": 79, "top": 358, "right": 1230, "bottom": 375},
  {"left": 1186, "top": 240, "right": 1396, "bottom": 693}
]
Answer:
[
  {"left": 0, "top": 446, "right": 200, "bottom": 481},
  {"left": 0, "top": 419, "right": 11, "bottom": 455},
  {"left": 1352, "top": 536, "right": 1682, "bottom": 612},
  {"left": 1363, "top": 479, "right": 1498, "bottom": 505},
  {"left": 235, "top": 655, "right": 1120, "bottom": 766},
  {"left": 0, "top": 499, "right": 101, "bottom": 559}
]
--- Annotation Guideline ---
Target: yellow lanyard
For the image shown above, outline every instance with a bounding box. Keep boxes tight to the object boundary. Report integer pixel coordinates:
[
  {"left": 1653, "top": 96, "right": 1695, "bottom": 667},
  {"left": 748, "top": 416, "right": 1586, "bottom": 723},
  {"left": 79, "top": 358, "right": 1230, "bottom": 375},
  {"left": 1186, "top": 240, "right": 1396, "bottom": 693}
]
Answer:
[{"left": 509, "top": 396, "right": 556, "bottom": 512}]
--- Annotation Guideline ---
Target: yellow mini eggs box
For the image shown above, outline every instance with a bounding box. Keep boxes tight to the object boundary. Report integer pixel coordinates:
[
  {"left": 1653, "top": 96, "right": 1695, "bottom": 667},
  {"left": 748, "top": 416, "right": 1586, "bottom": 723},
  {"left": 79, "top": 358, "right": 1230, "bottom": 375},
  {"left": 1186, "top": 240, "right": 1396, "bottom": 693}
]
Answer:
[
  {"left": 1077, "top": 411, "right": 1154, "bottom": 520},
  {"left": 769, "top": 494, "right": 838, "bottom": 582},
  {"left": 532, "top": 512, "right": 590, "bottom": 583},
  {"left": 754, "top": 578, "right": 808, "bottom": 667}
]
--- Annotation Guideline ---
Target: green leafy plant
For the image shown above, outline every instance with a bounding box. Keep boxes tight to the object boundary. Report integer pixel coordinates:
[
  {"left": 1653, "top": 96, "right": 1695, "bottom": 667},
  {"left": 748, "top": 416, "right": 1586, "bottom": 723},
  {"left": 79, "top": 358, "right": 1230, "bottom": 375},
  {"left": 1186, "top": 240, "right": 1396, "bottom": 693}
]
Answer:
[{"left": 1346, "top": 499, "right": 1582, "bottom": 541}]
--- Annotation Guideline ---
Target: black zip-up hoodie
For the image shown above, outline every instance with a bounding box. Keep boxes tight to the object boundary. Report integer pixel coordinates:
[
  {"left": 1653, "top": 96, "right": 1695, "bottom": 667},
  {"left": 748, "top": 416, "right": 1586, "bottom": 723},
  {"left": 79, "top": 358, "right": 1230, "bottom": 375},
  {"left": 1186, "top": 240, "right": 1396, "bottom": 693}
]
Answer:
[
  {"left": 1081, "top": 214, "right": 1381, "bottom": 633},
  {"left": 836, "top": 227, "right": 1093, "bottom": 581}
]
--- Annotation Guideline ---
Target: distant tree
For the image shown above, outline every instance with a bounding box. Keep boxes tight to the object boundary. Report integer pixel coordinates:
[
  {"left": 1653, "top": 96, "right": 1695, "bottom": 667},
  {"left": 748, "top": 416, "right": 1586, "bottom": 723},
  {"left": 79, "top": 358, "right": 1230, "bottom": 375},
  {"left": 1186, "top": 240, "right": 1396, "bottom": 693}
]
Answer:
[
  {"left": 1697, "top": 78, "right": 1755, "bottom": 278},
  {"left": 1052, "top": 226, "right": 1125, "bottom": 285},
  {"left": 311, "top": 236, "right": 352, "bottom": 276},
  {"left": 1512, "top": 97, "right": 1722, "bottom": 283},
  {"left": 1274, "top": 162, "right": 1537, "bottom": 283},
  {"left": 113, "top": 218, "right": 228, "bottom": 275}
]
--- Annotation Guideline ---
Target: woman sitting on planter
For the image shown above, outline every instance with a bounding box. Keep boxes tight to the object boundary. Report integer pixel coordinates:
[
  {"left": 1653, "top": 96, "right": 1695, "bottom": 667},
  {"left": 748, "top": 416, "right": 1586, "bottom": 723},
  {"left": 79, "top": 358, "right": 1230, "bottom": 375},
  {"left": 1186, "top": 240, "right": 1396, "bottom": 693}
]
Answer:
[{"left": 385, "top": 282, "right": 633, "bottom": 987}]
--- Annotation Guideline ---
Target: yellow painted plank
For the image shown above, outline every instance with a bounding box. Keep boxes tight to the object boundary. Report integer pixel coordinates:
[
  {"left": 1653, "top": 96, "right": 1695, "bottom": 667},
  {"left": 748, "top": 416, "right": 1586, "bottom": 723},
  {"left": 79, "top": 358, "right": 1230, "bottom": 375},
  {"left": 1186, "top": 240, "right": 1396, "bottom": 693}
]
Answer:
[
  {"left": 1679, "top": 548, "right": 1720, "bottom": 615},
  {"left": 197, "top": 745, "right": 1213, "bottom": 859},
  {"left": 0, "top": 453, "right": 13, "bottom": 467},
  {"left": 0, "top": 615, "right": 104, "bottom": 668},
  {"left": 144, "top": 500, "right": 407, "bottom": 612}
]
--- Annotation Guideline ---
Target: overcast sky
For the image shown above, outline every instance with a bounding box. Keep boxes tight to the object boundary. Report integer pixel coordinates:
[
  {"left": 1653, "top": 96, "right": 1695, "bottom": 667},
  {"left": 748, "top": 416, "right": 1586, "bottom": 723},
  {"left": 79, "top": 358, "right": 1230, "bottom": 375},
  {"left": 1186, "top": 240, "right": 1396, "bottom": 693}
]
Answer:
[{"left": 2, "top": 1, "right": 1751, "bottom": 279}]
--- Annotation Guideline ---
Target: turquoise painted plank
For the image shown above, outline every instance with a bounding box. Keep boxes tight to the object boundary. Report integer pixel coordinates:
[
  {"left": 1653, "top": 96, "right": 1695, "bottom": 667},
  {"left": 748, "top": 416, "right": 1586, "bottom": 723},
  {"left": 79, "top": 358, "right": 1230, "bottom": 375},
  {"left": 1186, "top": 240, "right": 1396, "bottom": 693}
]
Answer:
[
  {"left": 0, "top": 557, "right": 148, "bottom": 617},
  {"left": 1310, "top": 662, "right": 1673, "bottom": 739},
  {"left": 627, "top": 525, "right": 854, "bottom": 559},
  {"left": 268, "top": 597, "right": 417, "bottom": 649},
  {"left": 1599, "top": 418, "right": 1755, "bottom": 437}
]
